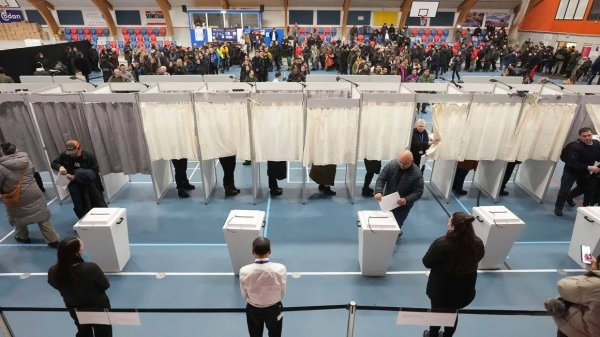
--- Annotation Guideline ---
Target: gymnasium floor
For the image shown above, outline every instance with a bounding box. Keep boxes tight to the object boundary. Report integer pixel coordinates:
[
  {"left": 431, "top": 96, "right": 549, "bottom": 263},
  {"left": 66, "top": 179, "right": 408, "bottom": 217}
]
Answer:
[{"left": 0, "top": 68, "right": 586, "bottom": 336}]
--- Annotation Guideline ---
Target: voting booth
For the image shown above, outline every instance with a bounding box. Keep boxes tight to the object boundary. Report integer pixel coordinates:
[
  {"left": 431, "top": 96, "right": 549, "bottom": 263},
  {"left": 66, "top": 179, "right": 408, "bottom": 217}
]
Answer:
[
  {"left": 568, "top": 207, "right": 600, "bottom": 268},
  {"left": 472, "top": 206, "right": 525, "bottom": 270},
  {"left": 74, "top": 208, "right": 131, "bottom": 272},
  {"left": 357, "top": 211, "right": 401, "bottom": 276},
  {"left": 223, "top": 210, "right": 265, "bottom": 275}
]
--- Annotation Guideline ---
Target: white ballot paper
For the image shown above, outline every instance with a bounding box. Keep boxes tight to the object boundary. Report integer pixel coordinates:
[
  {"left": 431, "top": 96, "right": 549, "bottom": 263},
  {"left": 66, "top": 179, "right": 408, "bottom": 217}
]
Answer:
[
  {"left": 108, "top": 312, "right": 142, "bottom": 326},
  {"left": 55, "top": 174, "right": 70, "bottom": 189},
  {"left": 396, "top": 310, "right": 458, "bottom": 327},
  {"left": 76, "top": 311, "right": 110, "bottom": 325},
  {"left": 379, "top": 192, "right": 401, "bottom": 212}
]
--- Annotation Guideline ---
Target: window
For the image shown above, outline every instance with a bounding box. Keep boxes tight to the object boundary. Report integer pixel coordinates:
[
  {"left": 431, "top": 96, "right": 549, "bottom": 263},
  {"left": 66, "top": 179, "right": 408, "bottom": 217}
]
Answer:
[
  {"left": 242, "top": 13, "right": 259, "bottom": 28},
  {"left": 589, "top": 0, "right": 600, "bottom": 20},
  {"left": 207, "top": 13, "right": 224, "bottom": 27},
  {"left": 555, "top": 0, "right": 590, "bottom": 20},
  {"left": 225, "top": 13, "right": 242, "bottom": 28}
]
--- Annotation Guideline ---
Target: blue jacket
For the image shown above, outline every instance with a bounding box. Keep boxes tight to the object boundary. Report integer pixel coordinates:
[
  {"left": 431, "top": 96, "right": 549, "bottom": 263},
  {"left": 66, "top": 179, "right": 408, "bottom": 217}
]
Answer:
[
  {"left": 375, "top": 161, "right": 424, "bottom": 207},
  {"left": 592, "top": 57, "right": 600, "bottom": 73}
]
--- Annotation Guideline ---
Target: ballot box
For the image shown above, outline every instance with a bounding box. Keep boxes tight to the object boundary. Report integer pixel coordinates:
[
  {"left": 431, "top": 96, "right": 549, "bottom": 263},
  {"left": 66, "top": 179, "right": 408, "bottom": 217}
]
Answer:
[
  {"left": 223, "top": 210, "right": 265, "bottom": 275},
  {"left": 358, "top": 211, "right": 401, "bottom": 276},
  {"left": 472, "top": 206, "right": 525, "bottom": 270},
  {"left": 569, "top": 207, "right": 600, "bottom": 268},
  {"left": 73, "top": 208, "right": 131, "bottom": 272}
]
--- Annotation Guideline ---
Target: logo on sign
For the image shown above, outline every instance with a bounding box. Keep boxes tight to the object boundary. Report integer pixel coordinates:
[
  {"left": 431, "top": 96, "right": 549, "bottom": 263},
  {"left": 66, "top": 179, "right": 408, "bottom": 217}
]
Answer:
[{"left": 0, "top": 10, "right": 24, "bottom": 23}]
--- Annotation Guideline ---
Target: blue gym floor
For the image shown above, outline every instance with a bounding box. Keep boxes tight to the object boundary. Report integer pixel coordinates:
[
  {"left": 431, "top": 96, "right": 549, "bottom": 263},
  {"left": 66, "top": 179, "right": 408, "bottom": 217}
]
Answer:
[{"left": 0, "top": 68, "right": 585, "bottom": 336}]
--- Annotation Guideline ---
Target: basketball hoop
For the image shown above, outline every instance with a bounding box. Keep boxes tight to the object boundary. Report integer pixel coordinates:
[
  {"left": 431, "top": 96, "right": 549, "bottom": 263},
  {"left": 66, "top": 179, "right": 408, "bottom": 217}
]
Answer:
[{"left": 420, "top": 15, "right": 427, "bottom": 26}]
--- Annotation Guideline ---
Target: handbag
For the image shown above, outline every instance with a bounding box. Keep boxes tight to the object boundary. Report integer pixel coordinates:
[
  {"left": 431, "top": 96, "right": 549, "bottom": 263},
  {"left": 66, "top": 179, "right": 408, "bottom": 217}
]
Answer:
[{"left": 1, "top": 170, "right": 25, "bottom": 206}]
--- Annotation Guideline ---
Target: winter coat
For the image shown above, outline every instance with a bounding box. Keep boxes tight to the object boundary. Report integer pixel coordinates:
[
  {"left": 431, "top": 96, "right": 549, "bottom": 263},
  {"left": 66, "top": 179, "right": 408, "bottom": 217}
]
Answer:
[
  {"left": 0, "top": 152, "right": 50, "bottom": 227},
  {"left": 374, "top": 161, "right": 424, "bottom": 208},
  {"left": 551, "top": 270, "right": 600, "bottom": 337}
]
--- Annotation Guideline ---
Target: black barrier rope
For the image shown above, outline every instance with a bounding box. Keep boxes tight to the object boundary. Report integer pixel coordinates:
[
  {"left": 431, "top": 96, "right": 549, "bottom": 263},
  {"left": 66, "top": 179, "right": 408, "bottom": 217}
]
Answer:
[{"left": 355, "top": 305, "right": 549, "bottom": 317}]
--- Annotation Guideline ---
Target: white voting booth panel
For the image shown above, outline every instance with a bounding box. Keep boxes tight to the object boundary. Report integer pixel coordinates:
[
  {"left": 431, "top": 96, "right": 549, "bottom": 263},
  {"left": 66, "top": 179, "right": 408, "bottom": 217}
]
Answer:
[
  {"left": 462, "top": 76, "right": 523, "bottom": 84},
  {"left": 223, "top": 210, "right": 265, "bottom": 275},
  {"left": 203, "top": 75, "right": 236, "bottom": 82},
  {"left": 568, "top": 207, "right": 600, "bottom": 268},
  {"left": 472, "top": 206, "right": 525, "bottom": 270},
  {"left": 171, "top": 75, "right": 204, "bottom": 82},
  {"left": 0, "top": 83, "right": 58, "bottom": 92},
  {"left": 514, "top": 159, "right": 555, "bottom": 203},
  {"left": 358, "top": 211, "right": 401, "bottom": 276},
  {"left": 139, "top": 75, "right": 172, "bottom": 84},
  {"left": 74, "top": 208, "right": 131, "bottom": 272},
  {"left": 19, "top": 75, "right": 53, "bottom": 83}
]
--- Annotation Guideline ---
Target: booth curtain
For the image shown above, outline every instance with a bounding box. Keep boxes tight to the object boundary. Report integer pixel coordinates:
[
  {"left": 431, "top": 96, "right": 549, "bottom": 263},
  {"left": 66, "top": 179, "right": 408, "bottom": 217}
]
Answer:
[
  {"left": 357, "top": 102, "right": 415, "bottom": 161},
  {"left": 83, "top": 102, "right": 152, "bottom": 176},
  {"left": 251, "top": 102, "right": 304, "bottom": 162},
  {"left": 306, "top": 90, "right": 351, "bottom": 99},
  {"left": 31, "top": 101, "right": 94, "bottom": 164},
  {"left": 509, "top": 103, "right": 576, "bottom": 162},
  {"left": 140, "top": 102, "right": 198, "bottom": 161},
  {"left": 567, "top": 105, "right": 596, "bottom": 144},
  {"left": 462, "top": 103, "right": 522, "bottom": 161},
  {"left": 303, "top": 107, "right": 359, "bottom": 166},
  {"left": 0, "top": 101, "right": 49, "bottom": 171},
  {"left": 585, "top": 105, "right": 600, "bottom": 138},
  {"left": 195, "top": 102, "right": 251, "bottom": 161},
  {"left": 427, "top": 103, "right": 470, "bottom": 160}
]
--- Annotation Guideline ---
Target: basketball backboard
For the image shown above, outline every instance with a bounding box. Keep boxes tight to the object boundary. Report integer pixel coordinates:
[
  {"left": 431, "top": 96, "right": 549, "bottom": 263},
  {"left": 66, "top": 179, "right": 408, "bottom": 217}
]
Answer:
[
  {"left": 0, "top": 0, "right": 19, "bottom": 8},
  {"left": 409, "top": 1, "right": 440, "bottom": 18}
]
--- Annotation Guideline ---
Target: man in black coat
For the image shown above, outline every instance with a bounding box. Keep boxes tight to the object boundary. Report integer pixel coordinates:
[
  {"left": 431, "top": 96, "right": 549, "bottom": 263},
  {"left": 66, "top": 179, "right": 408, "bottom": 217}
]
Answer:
[
  {"left": 89, "top": 46, "right": 100, "bottom": 72},
  {"left": 374, "top": 151, "right": 424, "bottom": 236}
]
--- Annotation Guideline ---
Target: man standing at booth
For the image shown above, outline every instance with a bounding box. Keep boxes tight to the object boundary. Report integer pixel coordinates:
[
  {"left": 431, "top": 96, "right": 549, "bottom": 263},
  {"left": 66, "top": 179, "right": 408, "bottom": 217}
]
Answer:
[
  {"left": 239, "top": 237, "right": 287, "bottom": 337},
  {"left": 374, "top": 151, "right": 424, "bottom": 237},
  {"left": 554, "top": 127, "right": 600, "bottom": 216},
  {"left": 51, "top": 140, "right": 107, "bottom": 219}
]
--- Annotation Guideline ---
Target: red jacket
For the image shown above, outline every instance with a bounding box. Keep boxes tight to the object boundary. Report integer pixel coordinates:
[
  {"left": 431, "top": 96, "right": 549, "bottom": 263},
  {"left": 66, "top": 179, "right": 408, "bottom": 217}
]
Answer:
[{"left": 470, "top": 49, "right": 479, "bottom": 60}]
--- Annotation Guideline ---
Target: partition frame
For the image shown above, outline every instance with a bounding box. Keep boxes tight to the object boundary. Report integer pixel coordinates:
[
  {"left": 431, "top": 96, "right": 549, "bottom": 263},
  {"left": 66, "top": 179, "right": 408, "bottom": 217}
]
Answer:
[{"left": 189, "top": 92, "right": 218, "bottom": 205}]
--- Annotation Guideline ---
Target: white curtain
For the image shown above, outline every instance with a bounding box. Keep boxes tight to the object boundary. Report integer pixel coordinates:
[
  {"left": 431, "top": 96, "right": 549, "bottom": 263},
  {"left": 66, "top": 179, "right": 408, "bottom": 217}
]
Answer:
[
  {"left": 357, "top": 102, "right": 415, "bottom": 160},
  {"left": 307, "top": 90, "right": 351, "bottom": 99},
  {"left": 303, "top": 107, "right": 359, "bottom": 166},
  {"left": 251, "top": 102, "right": 304, "bottom": 162},
  {"left": 509, "top": 103, "right": 576, "bottom": 162},
  {"left": 427, "top": 103, "right": 470, "bottom": 160},
  {"left": 140, "top": 102, "right": 198, "bottom": 161},
  {"left": 462, "top": 103, "right": 522, "bottom": 161},
  {"left": 195, "top": 102, "right": 251, "bottom": 161},
  {"left": 586, "top": 104, "right": 600, "bottom": 133}
]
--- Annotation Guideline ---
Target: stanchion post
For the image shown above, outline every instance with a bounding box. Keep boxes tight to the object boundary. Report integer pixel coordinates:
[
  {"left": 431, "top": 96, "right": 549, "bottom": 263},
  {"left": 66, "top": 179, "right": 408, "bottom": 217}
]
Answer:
[
  {"left": 346, "top": 301, "right": 357, "bottom": 337},
  {"left": 0, "top": 310, "right": 15, "bottom": 337}
]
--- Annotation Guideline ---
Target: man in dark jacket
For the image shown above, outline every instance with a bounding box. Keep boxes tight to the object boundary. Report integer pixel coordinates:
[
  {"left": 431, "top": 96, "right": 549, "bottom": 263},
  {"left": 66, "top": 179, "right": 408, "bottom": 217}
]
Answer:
[
  {"left": 89, "top": 45, "right": 100, "bottom": 72},
  {"left": 51, "top": 140, "right": 107, "bottom": 219},
  {"left": 555, "top": 127, "right": 600, "bottom": 216},
  {"left": 587, "top": 56, "right": 600, "bottom": 85},
  {"left": 374, "top": 150, "right": 424, "bottom": 235}
]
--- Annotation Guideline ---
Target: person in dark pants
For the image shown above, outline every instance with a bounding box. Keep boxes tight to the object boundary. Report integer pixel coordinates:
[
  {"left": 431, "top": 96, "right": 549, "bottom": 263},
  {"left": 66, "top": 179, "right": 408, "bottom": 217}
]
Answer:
[
  {"left": 499, "top": 161, "right": 521, "bottom": 196},
  {"left": 171, "top": 158, "right": 194, "bottom": 198},
  {"left": 48, "top": 237, "right": 112, "bottom": 337},
  {"left": 452, "top": 160, "right": 478, "bottom": 196},
  {"left": 410, "top": 119, "right": 438, "bottom": 173},
  {"left": 555, "top": 127, "right": 600, "bottom": 216},
  {"left": 33, "top": 171, "right": 45, "bottom": 192},
  {"left": 219, "top": 155, "right": 240, "bottom": 196},
  {"left": 240, "top": 237, "right": 287, "bottom": 337},
  {"left": 267, "top": 161, "right": 286, "bottom": 196},
  {"left": 362, "top": 159, "right": 381, "bottom": 197},
  {"left": 309, "top": 164, "right": 337, "bottom": 196},
  {"left": 374, "top": 151, "right": 424, "bottom": 237},
  {"left": 422, "top": 212, "right": 485, "bottom": 337},
  {"left": 51, "top": 140, "right": 107, "bottom": 219}
]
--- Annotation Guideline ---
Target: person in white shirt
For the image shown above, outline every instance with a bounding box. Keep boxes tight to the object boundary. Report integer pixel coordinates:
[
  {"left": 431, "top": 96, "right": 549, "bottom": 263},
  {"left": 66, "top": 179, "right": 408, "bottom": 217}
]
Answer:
[
  {"left": 272, "top": 71, "right": 282, "bottom": 82},
  {"left": 239, "top": 237, "right": 287, "bottom": 337}
]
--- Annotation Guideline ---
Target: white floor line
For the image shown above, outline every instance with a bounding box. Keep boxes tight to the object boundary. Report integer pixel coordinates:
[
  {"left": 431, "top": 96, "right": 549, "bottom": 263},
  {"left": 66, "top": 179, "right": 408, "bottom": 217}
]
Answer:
[
  {"left": 0, "top": 230, "right": 15, "bottom": 244},
  {"left": 189, "top": 162, "right": 201, "bottom": 181},
  {"left": 47, "top": 197, "right": 57, "bottom": 206},
  {"left": 0, "top": 269, "right": 586, "bottom": 278}
]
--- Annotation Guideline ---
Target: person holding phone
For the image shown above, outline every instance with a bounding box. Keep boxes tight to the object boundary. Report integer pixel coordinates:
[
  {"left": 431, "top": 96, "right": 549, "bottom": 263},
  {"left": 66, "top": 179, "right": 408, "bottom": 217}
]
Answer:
[{"left": 545, "top": 254, "right": 600, "bottom": 337}]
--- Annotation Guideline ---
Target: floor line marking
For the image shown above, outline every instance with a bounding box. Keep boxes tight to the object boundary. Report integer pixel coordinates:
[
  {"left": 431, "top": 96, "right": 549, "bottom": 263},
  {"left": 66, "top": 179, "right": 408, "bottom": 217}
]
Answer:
[
  {"left": 188, "top": 162, "right": 201, "bottom": 182},
  {"left": 264, "top": 194, "right": 272, "bottom": 237},
  {"left": 514, "top": 241, "right": 570, "bottom": 244},
  {"left": 0, "top": 269, "right": 585, "bottom": 277},
  {"left": 450, "top": 192, "right": 471, "bottom": 214},
  {"left": 0, "top": 243, "right": 228, "bottom": 247},
  {"left": 0, "top": 230, "right": 15, "bottom": 244},
  {"left": 47, "top": 197, "right": 57, "bottom": 206}
]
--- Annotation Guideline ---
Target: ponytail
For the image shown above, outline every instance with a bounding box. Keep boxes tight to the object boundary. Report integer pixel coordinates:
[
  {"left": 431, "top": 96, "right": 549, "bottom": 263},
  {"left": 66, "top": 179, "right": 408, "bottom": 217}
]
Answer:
[{"left": 446, "top": 212, "right": 482, "bottom": 275}]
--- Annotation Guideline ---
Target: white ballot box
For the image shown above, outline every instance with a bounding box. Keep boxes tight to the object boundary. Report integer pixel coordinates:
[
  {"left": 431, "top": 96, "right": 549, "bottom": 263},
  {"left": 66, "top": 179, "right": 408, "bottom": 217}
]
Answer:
[
  {"left": 569, "top": 207, "right": 600, "bottom": 268},
  {"left": 223, "top": 210, "right": 265, "bottom": 275},
  {"left": 472, "top": 206, "right": 525, "bottom": 269},
  {"left": 73, "top": 208, "right": 130, "bottom": 272},
  {"left": 358, "top": 211, "right": 401, "bottom": 276}
]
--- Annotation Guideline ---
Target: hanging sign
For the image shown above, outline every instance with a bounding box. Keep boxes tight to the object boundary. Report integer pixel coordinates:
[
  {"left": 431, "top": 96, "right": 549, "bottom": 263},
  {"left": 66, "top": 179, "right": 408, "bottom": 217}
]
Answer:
[
  {"left": 0, "top": 9, "right": 24, "bottom": 23},
  {"left": 145, "top": 10, "right": 165, "bottom": 26},
  {"left": 83, "top": 11, "right": 106, "bottom": 26}
]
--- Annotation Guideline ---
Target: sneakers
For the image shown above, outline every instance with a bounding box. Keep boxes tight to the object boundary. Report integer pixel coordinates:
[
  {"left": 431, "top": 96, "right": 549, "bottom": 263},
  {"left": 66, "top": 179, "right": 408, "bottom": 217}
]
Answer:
[
  {"left": 177, "top": 188, "right": 190, "bottom": 198},
  {"left": 15, "top": 237, "right": 31, "bottom": 244},
  {"left": 566, "top": 199, "right": 576, "bottom": 207},
  {"left": 554, "top": 208, "right": 563, "bottom": 217},
  {"left": 499, "top": 189, "right": 509, "bottom": 196},
  {"left": 48, "top": 241, "right": 59, "bottom": 249},
  {"left": 243, "top": 160, "right": 251, "bottom": 166}
]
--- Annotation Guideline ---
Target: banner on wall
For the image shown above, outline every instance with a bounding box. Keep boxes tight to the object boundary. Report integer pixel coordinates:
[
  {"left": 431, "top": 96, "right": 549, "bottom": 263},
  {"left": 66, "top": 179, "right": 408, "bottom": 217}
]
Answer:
[
  {"left": 589, "top": 45, "right": 600, "bottom": 58},
  {"left": 485, "top": 13, "right": 511, "bottom": 28},
  {"left": 211, "top": 28, "right": 238, "bottom": 42},
  {"left": 0, "top": 9, "right": 23, "bottom": 22},
  {"left": 83, "top": 11, "right": 106, "bottom": 26},
  {"left": 195, "top": 28, "right": 205, "bottom": 42},
  {"left": 145, "top": 11, "right": 165, "bottom": 26},
  {"left": 462, "top": 12, "right": 484, "bottom": 27},
  {"left": 582, "top": 44, "right": 592, "bottom": 58}
]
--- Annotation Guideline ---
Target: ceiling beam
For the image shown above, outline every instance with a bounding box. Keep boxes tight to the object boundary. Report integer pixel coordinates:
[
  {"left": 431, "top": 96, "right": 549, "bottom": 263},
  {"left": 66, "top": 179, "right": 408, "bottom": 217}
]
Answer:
[
  {"left": 90, "top": 0, "right": 117, "bottom": 37},
  {"left": 155, "top": 0, "right": 174, "bottom": 37},
  {"left": 26, "top": 0, "right": 59, "bottom": 38},
  {"left": 455, "top": 0, "right": 479, "bottom": 27},
  {"left": 342, "top": 0, "right": 351, "bottom": 38},
  {"left": 284, "top": 0, "right": 288, "bottom": 35},
  {"left": 220, "top": 0, "right": 229, "bottom": 9},
  {"left": 399, "top": 0, "right": 413, "bottom": 28},
  {"left": 43, "top": 0, "right": 54, "bottom": 11}
]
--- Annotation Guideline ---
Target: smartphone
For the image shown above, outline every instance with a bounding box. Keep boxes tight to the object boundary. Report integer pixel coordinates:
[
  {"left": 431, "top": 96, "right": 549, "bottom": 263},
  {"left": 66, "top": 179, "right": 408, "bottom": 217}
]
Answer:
[{"left": 581, "top": 245, "right": 592, "bottom": 265}]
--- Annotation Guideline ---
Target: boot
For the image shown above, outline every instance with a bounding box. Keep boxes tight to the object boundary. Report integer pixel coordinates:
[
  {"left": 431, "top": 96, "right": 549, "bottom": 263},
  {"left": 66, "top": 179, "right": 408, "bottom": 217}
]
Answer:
[
  {"left": 183, "top": 181, "right": 196, "bottom": 191},
  {"left": 230, "top": 184, "right": 241, "bottom": 193},
  {"left": 15, "top": 236, "right": 31, "bottom": 244},
  {"left": 269, "top": 179, "right": 283, "bottom": 192},
  {"left": 362, "top": 188, "right": 374, "bottom": 197},
  {"left": 270, "top": 188, "right": 282, "bottom": 196},
  {"left": 318, "top": 184, "right": 325, "bottom": 191},
  {"left": 566, "top": 199, "right": 576, "bottom": 207},
  {"left": 177, "top": 188, "right": 190, "bottom": 198},
  {"left": 225, "top": 186, "right": 240, "bottom": 196},
  {"left": 323, "top": 186, "right": 336, "bottom": 196}
]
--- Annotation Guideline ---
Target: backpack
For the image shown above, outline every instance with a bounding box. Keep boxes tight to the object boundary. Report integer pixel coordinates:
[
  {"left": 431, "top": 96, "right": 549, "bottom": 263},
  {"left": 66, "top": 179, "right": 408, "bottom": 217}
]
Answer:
[{"left": 560, "top": 141, "right": 578, "bottom": 162}]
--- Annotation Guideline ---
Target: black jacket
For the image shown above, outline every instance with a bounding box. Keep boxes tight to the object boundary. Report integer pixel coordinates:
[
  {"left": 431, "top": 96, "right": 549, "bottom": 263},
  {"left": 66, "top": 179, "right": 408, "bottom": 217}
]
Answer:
[
  {"left": 48, "top": 262, "right": 110, "bottom": 307},
  {"left": 375, "top": 161, "right": 424, "bottom": 207},
  {"left": 423, "top": 236, "right": 485, "bottom": 307},
  {"left": 564, "top": 139, "right": 600, "bottom": 175},
  {"left": 410, "top": 128, "right": 430, "bottom": 160},
  {"left": 51, "top": 150, "right": 103, "bottom": 192}
]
